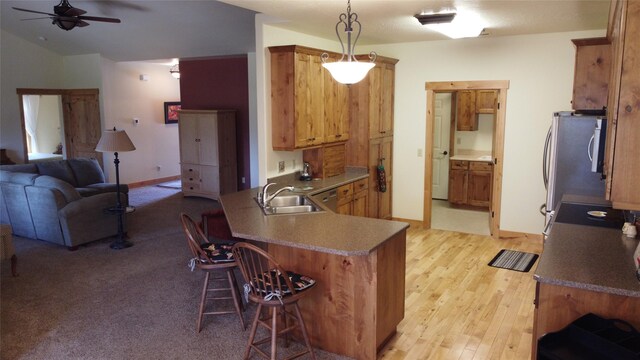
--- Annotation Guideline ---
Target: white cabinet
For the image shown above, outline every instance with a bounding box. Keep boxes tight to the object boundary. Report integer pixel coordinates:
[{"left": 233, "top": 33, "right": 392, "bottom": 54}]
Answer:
[{"left": 178, "top": 110, "right": 237, "bottom": 200}]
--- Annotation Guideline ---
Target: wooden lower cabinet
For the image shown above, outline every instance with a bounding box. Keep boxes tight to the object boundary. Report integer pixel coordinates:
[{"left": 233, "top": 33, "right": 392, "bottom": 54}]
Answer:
[
  {"left": 268, "top": 229, "right": 406, "bottom": 359},
  {"left": 336, "top": 179, "right": 369, "bottom": 216},
  {"left": 532, "top": 282, "right": 640, "bottom": 359},
  {"left": 448, "top": 160, "right": 492, "bottom": 208}
]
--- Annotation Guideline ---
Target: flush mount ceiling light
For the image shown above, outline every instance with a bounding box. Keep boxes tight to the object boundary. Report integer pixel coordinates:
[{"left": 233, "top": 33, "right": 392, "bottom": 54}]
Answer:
[
  {"left": 415, "top": 11, "right": 484, "bottom": 39},
  {"left": 321, "top": 0, "right": 376, "bottom": 85},
  {"left": 169, "top": 63, "right": 180, "bottom": 79}
]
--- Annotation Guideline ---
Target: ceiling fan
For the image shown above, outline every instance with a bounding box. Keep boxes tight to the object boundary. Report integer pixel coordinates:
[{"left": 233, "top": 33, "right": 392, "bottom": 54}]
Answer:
[{"left": 13, "top": 0, "right": 121, "bottom": 31}]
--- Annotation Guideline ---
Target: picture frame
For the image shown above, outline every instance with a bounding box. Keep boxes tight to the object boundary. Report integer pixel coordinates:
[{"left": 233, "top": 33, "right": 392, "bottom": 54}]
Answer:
[{"left": 164, "top": 102, "right": 181, "bottom": 124}]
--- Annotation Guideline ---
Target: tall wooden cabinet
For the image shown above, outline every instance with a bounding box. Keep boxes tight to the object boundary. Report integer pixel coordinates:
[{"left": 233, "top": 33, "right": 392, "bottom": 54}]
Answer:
[
  {"left": 346, "top": 55, "right": 398, "bottom": 219},
  {"left": 269, "top": 45, "right": 350, "bottom": 150},
  {"left": 604, "top": 0, "right": 640, "bottom": 210},
  {"left": 178, "top": 110, "right": 237, "bottom": 200}
]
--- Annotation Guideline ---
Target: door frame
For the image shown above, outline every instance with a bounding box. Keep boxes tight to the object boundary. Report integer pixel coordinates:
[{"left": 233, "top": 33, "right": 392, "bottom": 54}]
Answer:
[
  {"left": 423, "top": 80, "right": 509, "bottom": 238},
  {"left": 16, "top": 88, "right": 102, "bottom": 167}
]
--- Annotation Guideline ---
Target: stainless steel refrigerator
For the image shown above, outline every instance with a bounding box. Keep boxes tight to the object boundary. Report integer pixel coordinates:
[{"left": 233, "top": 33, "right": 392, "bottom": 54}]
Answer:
[{"left": 542, "top": 111, "right": 607, "bottom": 227}]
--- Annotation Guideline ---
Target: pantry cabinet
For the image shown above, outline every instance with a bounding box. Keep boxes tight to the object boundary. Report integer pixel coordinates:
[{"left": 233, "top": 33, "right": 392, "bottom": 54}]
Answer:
[
  {"left": 368, "top": 136, "right": 393, "bottom": 219},
  {"left": 604, "top": 0, "right": 640, "bottom": 210},
  {"left": 179, "top": 110, "right": 237, "bottom": 200},
  {"left": 270, "top": 45, "right": 350, "bottom": 150}
]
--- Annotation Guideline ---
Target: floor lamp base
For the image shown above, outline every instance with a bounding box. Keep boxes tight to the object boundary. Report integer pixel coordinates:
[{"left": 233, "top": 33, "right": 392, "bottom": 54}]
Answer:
[{"left": 110, "top": 238, "right": 133, "bottom": 250}]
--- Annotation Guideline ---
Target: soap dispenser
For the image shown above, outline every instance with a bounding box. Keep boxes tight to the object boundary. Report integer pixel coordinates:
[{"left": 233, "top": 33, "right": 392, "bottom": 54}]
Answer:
[{"left": 299, "top": 162, "right": 312, "bottom": 181}]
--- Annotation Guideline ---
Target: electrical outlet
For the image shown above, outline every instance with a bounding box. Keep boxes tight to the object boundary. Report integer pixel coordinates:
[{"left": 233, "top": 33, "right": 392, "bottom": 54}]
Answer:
[
  {"left": 241, "top": 177, "right": 245, "bottom": 184},
  {"left": 292, "top": 159, "right": 296, "bottom": 169},
  {"left": 457, "top": 137, "right": 461, "bottom": 144},
  {"left": 156, "top": 165, "right": 161, "bottom": 171},
  {"left": 417, "top": 148, "right": 423, "bottom": 157},
  {"left": 278, "top": 161, "right": 285, "bottom": 173}
]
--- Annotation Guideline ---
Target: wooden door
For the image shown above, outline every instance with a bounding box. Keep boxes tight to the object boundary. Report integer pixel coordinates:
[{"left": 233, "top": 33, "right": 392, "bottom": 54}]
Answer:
[
  {"left": 571, "top": 38, "right": 611, "bottom": 111},
  {"left": 324, "top": 69, "right": 350, "bottom": 143},
  {"left": 367, "top": 65, "right": 382, "bottom": 139},
  {"left": 379, "top": 63, "right": 394, "bottom": 136},
  {"left": 61, "top": 89, "right": 103, "bottom": 167},
  {"left": 456, "top": 90, "right": 477, "bottom": 131},
  {"left": 448, "top": 169, "right": 468, "bottom": 205},
  {"left": 378, "top": 136, "right": 393, "bottom": 219},
  {"left": 178, "top": 112, "right": 199, "bottom": 164},
  {"left": 294, "top": 52, "right": 324, "bottom": 148},
  {"left": 352, "top": 190, "right": 368, "bottom": 217}
]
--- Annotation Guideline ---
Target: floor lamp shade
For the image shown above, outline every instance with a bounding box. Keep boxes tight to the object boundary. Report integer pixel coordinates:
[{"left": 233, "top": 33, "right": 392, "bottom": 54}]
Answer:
[{"left": 95, "top": 128, "right": 136, "bottom": 152}]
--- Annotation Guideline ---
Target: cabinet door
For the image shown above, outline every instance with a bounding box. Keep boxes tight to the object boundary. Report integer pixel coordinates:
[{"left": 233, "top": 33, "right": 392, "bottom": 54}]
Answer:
[
  {"left": 368, "top": 136, "right": 393, "bottom": 218},
  {"left": 572, "top": 38, "right": 611, "bottom": 111},
  {"left": 294, "top": 52, "right": 325, "bottom": 148},
  {"left": 379, "top": 63, "right": 395, "bottom": 137},
  {"left": 324, "top": 69, "right": 350, "bottom": 143},
  {"left": 199, "top": 165, "right": 221, "bottom": 197},
  {"left": 456, "top": 90, "right": 478, "bottom": 131},
  {"left": 352, "top": 190, "right": 368, "bottom": 217},
  {"left": 468, "top": 170, "right": 492, "bottom": 207},
  {"left": 179, "top": 114, "right": 199, "bottom": 164},
  {"left": 197, "top": 115, "right": 219, "bottom": 166},
  {"left": 475, "top": 90, "right": 498, "bottom": 114},
  {"left": 448, "top": 169, "right": 468, "bottom": 205},
  {"left": 367, "top": 65, "right": 383, "bottom": 139}
]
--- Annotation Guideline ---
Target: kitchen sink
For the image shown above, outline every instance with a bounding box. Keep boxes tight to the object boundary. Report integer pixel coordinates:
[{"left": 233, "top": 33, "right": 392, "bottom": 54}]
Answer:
[{"left": 255, "top": 195, "right": 323, "bottom": 215}]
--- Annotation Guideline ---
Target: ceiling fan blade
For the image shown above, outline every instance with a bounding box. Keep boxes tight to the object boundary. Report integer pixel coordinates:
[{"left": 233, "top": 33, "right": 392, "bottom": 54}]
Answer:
[
  {"left": 62, "top": 7, "right": 86, "bottom": 17},
  {"left": 77, "top": 15, "right": 121, "bottom": 23},
  {"left": 12, "top": 7, "right": 56, "bottom": 16},
  {"left": 20, "top": 17, "right": 55, "bottom": 21}
]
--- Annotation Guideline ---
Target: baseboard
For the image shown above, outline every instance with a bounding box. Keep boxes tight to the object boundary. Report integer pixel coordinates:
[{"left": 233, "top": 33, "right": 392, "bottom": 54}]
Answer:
[
  {"left": 128, "top": 175, "right": 180, "bottom": 189},
  {"left": 498, "top": 230, "right": 543, "bottom": 243},
  {"left": 391, "top": 217, "right": 424, "bottom": 229}
]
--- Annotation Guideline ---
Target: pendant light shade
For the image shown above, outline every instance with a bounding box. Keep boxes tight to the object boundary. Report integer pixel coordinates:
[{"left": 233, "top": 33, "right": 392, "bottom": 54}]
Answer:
[{"left": 322, "top": 0, "right": 376, "bottom": 85}]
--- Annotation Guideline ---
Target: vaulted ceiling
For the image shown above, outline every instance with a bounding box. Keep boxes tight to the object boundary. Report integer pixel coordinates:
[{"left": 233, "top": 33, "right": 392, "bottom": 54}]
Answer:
[{"left": 0, "top": 0, "right": 610, "bottom": 62}]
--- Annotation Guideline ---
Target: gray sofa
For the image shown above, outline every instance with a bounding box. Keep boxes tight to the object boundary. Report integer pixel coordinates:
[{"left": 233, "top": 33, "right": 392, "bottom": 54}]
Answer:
[{"left": 0, "top": 158, "right": 129, "bottom": 249}]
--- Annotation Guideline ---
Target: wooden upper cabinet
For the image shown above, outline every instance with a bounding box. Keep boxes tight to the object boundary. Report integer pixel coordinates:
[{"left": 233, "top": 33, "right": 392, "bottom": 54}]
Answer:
[
  {"left": 571, "top": 37, "right": 611, "bottom": 111},
  {"left": 475, "top": 90, "right": 498, "bottom": 114},
  {"left": 270, "top": 46, "right": 326, "bottom": 150},
  {"left": 456, "top": 90, "right": 477, "bottom": 131},
  {"left": 605, "top": 0, "right": 640, "bottom": 210}
]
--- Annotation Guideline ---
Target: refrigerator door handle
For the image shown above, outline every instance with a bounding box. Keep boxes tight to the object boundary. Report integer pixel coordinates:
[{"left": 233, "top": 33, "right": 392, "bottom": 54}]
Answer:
[{"left": 542, "top": 126, "right": 552, "bottom": 190}]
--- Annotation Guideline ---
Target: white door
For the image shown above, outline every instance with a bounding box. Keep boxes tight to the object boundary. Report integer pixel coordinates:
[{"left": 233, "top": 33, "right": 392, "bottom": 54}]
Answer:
[{"left": 432, "top": 93, "right": 451, "bottom": 199}]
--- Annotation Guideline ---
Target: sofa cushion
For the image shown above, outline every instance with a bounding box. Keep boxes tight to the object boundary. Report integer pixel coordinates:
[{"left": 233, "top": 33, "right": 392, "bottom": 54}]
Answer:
[
  {"left": 0, "top": 163, "right": 38, "bottom": 173},
  {"left": 36, "top": 161, "right": 77, "bottom": 186},
  {"left": 67, "top": 158, "right": 105, "bottom": 187},
  {"left": 33, "top": 175, "right": 81, "bottom": 203},
  {"left": 0, "top": 170, "right": 39, "bottom": 185}
]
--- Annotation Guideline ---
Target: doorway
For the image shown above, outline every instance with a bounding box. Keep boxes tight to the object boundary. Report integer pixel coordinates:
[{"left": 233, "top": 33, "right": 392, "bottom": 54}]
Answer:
[
  {"left": 17, "top": 88, "right": 103, "bottom": 167},
  {"left": 423, "top": 81, "right": 510, "bottom": 238}
]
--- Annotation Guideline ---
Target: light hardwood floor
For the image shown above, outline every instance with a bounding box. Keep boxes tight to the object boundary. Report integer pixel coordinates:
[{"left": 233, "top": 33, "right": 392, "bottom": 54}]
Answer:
[{"left": 380, "top": 223, "right": 543, "bottom": 360}]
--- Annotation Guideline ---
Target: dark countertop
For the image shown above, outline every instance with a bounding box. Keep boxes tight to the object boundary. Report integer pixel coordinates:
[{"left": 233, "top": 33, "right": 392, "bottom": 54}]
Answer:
[
  {"left": 534, "top": 195, "right": 640, "bottom": 297},
  {"left": 220, "top": 169, "right": 409, "bottom": 256}
]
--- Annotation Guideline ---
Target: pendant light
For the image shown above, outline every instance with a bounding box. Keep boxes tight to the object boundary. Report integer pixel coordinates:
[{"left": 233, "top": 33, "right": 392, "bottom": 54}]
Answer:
[{"left": 322, "top": 0, "right": 376, "bottom": 85}]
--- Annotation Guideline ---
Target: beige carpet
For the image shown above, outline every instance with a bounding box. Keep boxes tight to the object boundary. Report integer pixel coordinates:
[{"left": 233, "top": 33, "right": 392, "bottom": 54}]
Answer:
[
  {"left": 0, "top": 186, "right": 348, "bottom": 360},
  {"left": 430, "top": 199, "right": 491, "bottom": 235}
]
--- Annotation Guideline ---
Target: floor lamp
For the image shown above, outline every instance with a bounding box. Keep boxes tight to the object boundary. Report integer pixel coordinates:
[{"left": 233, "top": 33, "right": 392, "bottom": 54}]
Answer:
[{"left": 96, "top": 127, "right": 136, "bottom": 249}]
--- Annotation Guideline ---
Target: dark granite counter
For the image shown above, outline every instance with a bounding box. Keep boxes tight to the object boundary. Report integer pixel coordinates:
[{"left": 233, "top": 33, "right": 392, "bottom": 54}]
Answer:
[
  {"left": 534, "top": 195, "right": 640, "bottom": 297},
  {"left": 219, "top": 169, "right": 409, "bottom": 256}
]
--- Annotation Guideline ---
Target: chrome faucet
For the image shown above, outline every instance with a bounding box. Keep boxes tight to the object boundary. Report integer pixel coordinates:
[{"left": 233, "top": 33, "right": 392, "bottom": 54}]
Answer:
[{"left": 260, "top": 182, "right": 294, "bottom": 208}]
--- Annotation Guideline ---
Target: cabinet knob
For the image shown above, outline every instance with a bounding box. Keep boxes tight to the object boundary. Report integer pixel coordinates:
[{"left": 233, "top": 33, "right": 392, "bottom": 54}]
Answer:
[
  {"left": 336, "top": 134, "right": 342, "bottom": 138},
  {"left": 626, "top": 105, "right": 633, "bottom": 113}
]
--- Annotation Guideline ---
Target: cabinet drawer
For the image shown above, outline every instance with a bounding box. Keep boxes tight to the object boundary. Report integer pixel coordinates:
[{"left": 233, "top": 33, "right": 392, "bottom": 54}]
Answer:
[
  {"left": 353, "top": 178, "right": 369, "bottom": 193},
  {"left": 181, "top": 165, "right": 200, "bottom": 181},
  {"left": 450, "top": 160, "right": 469, "bottom": 170},
  {"left": 469, "top": 161, "right": 492, "bottom": 171},
  {"left": 337, "top": 183, "right": 353, "bottom": 205}
]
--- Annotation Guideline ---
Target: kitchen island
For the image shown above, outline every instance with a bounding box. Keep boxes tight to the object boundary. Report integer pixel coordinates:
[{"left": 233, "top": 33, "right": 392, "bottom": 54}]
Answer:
[
  {"left": 220, "top": 175, "right": 409, "bottom": 360},
  {"left": 532, "top": 196, "right": 640, "bottom": 359}
]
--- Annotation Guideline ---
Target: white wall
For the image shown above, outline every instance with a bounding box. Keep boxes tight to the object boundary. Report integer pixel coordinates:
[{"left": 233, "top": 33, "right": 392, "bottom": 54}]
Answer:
[
  {"left": 0, "top": 30, "right": 63, "bottom": 164},
  {"left": 100, "top": 59, "right": 181, "bottom": 184},
  {"left": 361, "top": 29, "right": 605, "bottom": 234},
  {"left": 456, "top": 114, "right": 494, "bottom": 153}
]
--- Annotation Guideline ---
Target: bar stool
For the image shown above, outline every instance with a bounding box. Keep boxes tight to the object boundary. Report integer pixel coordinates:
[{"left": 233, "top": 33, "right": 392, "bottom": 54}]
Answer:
[
  {"left": 180, "top": 213, "right": 245, "bottom": 332},
  {"left": 201, "top": 209, "right": 234, "bottom": 241},
  {"left": 232, "top": 242, "right": 317, "bottom": 360}
]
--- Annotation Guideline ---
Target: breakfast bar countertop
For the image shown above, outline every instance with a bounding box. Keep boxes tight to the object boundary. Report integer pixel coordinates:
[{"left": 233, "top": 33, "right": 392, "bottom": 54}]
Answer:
[
  {"left": 219, "top": 169, "right": 409, "bottom": 257},
  {"left": 534, "top": 195, "right": 640, "bottom": 297}
]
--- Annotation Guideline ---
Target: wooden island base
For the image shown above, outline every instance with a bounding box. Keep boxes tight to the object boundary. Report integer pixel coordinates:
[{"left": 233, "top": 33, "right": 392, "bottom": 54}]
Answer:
[{"left": 268, "top": 229, "right": 407, "bottom": 360}]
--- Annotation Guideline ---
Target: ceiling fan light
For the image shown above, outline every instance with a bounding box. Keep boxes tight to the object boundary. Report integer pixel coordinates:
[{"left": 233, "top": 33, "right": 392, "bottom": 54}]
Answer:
[
  {"left": 170, "top": 64, "right": 180, "bottom": 79},
  {"left": 323, "top": 61, "right": 375, "bottom": 85},
  {"left": 414, "top": 12, "right": 456, "bottom": 25},
  {"left": 422, "top": 11, "right": 484, "bottom": 39}
]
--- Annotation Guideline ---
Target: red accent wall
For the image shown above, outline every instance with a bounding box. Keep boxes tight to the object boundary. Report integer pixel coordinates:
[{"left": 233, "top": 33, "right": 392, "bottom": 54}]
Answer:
[{"left": 179, "top": 56, "right": 250, "bottom": 190}]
